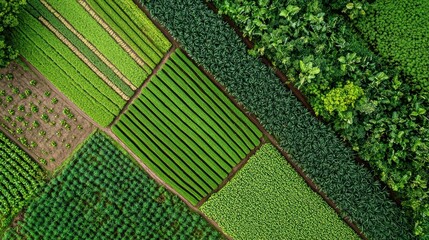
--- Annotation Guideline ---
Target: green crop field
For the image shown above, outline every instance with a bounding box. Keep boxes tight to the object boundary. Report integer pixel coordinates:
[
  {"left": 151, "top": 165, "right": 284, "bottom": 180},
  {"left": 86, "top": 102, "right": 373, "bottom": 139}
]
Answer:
[
  {"left": 201, "top": 144, "right": 359, "bottom": 240},
  {"left": 0, "top": 131, "right": 45, "bottom": 233},
  {"left": 2, "top": 132, "right": 223, "bottom": 240},
  {"left": 113, "top": 49, "right": 262, "bottom": 205},
  {"left": 1, "top": 0, "right": 425, "bottom": 238},
  {"left": 11, "top": 0, "right": 170, "bottom": 126}
]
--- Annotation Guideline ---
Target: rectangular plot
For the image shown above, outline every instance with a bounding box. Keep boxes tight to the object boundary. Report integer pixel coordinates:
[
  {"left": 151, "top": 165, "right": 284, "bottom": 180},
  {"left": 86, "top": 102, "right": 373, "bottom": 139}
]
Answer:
[{"left": 114, "top": 49, "right": 262, "bottom": 205}]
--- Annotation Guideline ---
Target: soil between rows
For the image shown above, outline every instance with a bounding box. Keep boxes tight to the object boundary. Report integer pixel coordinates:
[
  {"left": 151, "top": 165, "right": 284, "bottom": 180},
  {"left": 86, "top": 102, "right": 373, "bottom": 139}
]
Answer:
[{"left": 0, "top": 60, "right": 94, "bottom": 172}]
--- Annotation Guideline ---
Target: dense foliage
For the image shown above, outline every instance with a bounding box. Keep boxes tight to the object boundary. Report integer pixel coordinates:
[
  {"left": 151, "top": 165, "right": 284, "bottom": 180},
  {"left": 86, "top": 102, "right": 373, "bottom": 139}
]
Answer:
[
  {"left": 2, "top": 132, "right": 223, "bottom": 240},
  {"left": 0, "top": 0, "right": 26, "bottom": 67},
  {"left": 201, "top": 144, "right": 359, "bottom": 239},
  {"left": 210, "top": 0, "right": 428, "bottom": 237},
  {"left": 0, "top": 131, "right": 45, "bottom": 233},
  {"left": 354, "top": 1, "right": 429, "bottom": 235},
  {"left": 113, "top": 49, "right": 261, "bottom": 205},
  {"left": 140, "top": 0, "right": 415, "bottom": 239}
]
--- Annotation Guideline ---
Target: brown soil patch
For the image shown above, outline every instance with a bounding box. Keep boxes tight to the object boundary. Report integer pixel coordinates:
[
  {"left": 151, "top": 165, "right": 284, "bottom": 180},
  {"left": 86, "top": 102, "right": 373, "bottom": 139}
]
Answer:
[{"left": 0, "top": 59, "right": 94, "bottom": 173}]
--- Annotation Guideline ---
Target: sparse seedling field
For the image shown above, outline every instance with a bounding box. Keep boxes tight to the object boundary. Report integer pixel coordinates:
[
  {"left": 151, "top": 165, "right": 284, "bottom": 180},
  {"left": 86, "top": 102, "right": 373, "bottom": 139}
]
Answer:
[{"left": 0, "top": 61, "right": 93, "bottom": 171}]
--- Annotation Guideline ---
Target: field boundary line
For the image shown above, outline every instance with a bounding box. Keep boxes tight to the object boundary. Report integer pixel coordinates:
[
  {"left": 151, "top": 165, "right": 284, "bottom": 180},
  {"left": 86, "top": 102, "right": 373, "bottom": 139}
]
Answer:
[
  {"left": 40, "top": 0, "right": 136, "bottom": 91},
  {"left": 196, "top": 138, "right": 265, "bottom": 208},
  {"left": 179, "top": 48, "right": 367, "bottom": 240},
  {"left": 108, "top": 45, "right": 177, "bottom": 128},
  {"left": 78, "top": 0, "right": 147, "bottom": 70},
  {"left": 39, "top": 17, "right": 129, "bottom": 101},
  {"left": 102, "top": 127, "right": 233, "bottom": 240},
  {"left": 136, "top": 2, "right": 363, "bottom": 239}
]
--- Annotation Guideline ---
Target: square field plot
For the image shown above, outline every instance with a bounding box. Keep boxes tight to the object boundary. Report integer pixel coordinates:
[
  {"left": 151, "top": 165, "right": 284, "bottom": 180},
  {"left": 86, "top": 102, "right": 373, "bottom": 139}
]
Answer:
[{"left": 113, "top": 50, "right": 262, "bottom": 205}]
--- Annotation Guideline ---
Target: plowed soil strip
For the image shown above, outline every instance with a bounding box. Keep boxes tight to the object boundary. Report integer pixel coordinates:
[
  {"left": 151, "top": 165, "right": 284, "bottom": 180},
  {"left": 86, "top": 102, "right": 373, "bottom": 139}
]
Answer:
[
  {"left": 78, "top": 0, "right": 147, "bottom": 70},
  {"left": 39, "top": 17, "right": 129, "bottom": 101}
]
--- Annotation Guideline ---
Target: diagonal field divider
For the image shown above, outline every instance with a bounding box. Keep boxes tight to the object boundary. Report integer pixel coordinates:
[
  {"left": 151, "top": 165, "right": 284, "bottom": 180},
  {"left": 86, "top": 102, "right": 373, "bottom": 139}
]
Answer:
[
  {"left": 40, "top": 0, "right": 137, "bottom": 91},
  {"left": 39, "top": 17, "right": 129, "bottom": 101}
]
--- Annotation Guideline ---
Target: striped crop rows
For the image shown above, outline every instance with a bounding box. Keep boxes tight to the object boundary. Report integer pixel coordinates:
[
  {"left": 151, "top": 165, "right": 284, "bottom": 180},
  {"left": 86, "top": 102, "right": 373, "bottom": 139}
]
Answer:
[
  {"left": 12, "top": 0, "right": 171, "bottom": 126},
  {"left": 113, "top": 50, "right": 262, "bottom": 205},
  {"left": 0, "top": 132, "right": 45, "bottom": 232}
]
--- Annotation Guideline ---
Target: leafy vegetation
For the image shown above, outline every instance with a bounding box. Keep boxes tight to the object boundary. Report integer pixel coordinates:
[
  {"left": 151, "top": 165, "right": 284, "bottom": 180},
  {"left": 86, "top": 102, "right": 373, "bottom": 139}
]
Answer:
[
  {"left": 0, "top": 0, "right": 26, "bottom": 67},
  {"left": 140, "top": 0, "right": 415, "bottom": 238},
  {"left": 2, "top": 132, "right": 223, "bottom": 240},
  {"left": 0, "top": 130, "right": 45, "bottom": 233},
  {"left": 210, "top": 0, "right": 429, "bottom": 237},
  {"left": 87, "top": 0, "right": 171, "bottom": 67},
  {"left": 201, "top": 144, "right": 358, "bottom": 240},
  {"left": 113, "top": 49, "right": 261, "bottom": 205}
]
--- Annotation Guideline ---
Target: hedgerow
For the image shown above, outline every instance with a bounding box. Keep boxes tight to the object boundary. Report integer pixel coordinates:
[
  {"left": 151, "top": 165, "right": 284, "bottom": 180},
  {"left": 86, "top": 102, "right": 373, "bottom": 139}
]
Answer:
[
  {"left": 210, "top": 0, "right": 428, "bottom": 237},
  {"left": 201, "top": 144, "right": 359, "bottom": 240},
  {"left": 139, "top": 0, "right": 415, "bottom": 239}
]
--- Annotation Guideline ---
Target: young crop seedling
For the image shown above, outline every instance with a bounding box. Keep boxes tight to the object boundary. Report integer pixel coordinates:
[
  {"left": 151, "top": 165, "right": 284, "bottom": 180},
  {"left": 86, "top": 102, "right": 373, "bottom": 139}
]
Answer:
[
  {"left": 24, "top": 89, "right": 32, "bottom": 97},
  {"left": 32, "top": 120, "right": 40, "bottom": 128},
  {"left": 6, "top": 73, "right": 13, "bottom": 80},
  {"left": 12, "top": 87, "right": 20, "bottom": 95},
  {"left": 29, "top": 79, "right": 37, "bottom": 86},
  {"left": 31, "top": 105, "right": 39, "bottom": 113}
]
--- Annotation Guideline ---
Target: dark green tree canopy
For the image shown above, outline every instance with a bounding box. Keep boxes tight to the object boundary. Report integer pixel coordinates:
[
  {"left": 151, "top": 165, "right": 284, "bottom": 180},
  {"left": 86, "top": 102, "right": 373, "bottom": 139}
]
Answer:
[{"left": 0, "top": 0, "right": 26, "bottom": 67}]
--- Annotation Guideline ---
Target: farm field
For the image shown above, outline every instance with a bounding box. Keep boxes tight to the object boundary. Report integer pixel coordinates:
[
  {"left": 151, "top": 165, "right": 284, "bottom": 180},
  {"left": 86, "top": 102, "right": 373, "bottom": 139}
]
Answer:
[
  {"left": 0, "top": 131, "right": 46, "bottom": 233},
  {"left": 1, "top": 0, "right": 426, "bottom": 239},
  {"left": 0, "top": 61, "right": 93, "bottom": 170},
  {"left": 201, "top": 144, "right": 359, "bottom": 240},
  {"left": 2, "top": 132, "right": 223, "bottom": 240},
  {"left": 113, "top": 49, "right": 262, "bottom": 205},
  {"left": 12, "top": 0, "right": 171, "bottom": 126}
]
